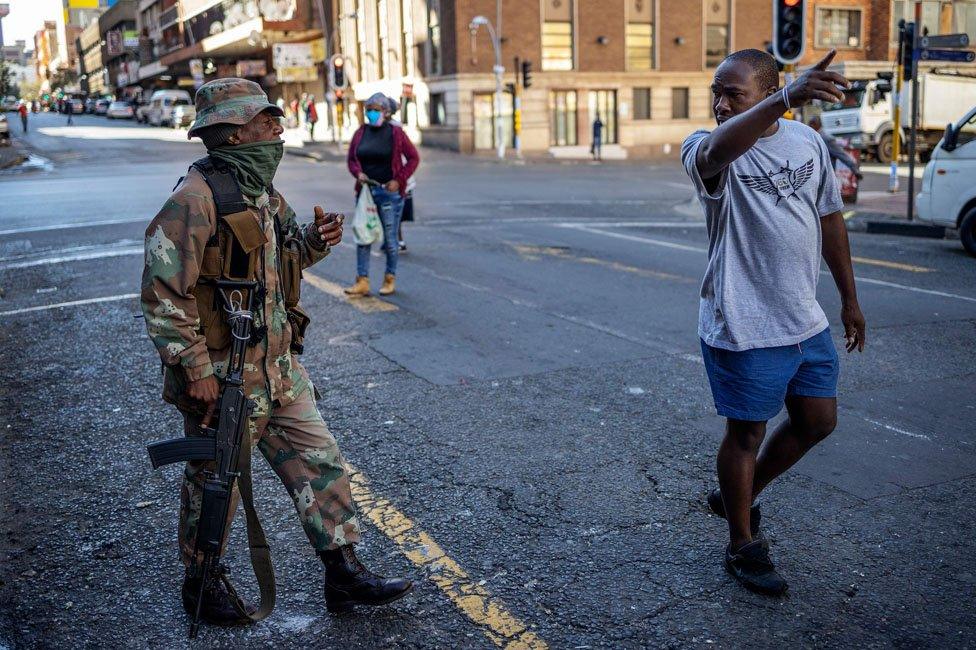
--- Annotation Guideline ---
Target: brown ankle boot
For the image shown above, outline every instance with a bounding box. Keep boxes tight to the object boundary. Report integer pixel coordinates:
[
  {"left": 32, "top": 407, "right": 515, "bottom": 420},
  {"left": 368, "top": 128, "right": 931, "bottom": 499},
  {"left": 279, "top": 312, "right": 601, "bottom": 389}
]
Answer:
[
  {"left": 344, "top": 276, "right": 370, "bottom": 296},
  {"left": 379, "top": 273, "right": 396, "bottom": 296}
]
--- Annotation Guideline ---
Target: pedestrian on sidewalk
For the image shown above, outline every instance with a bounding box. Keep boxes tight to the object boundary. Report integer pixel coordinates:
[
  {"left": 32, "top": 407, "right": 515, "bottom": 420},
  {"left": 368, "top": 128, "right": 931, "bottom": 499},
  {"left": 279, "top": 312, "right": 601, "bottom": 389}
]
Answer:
[
  {"left": 808, "top": 115, "right": 863, "bottom": 179},
  {"left": 681, "top": 49, "right": 866, "bottom": 596},
  {"left": 344, "top": 92, "right": 420, "bottom": 297},
  {"left": 305, "top": 95, "right": 318, "bottom": 141},
  {"left": 385, "top": 97, "right": 415, "bottom": 253},
  {"left": 591, "top": 114, "right": 604, "bottom": 161},
  {"left": 141, "top": 78, "right": 413, "bottom": 632},
  {"left": 66, "top": 101, "right": 74, "bottom": 126},
  {"left": 18, "top": 102, "right": 28, "bottom": 133},
  {"left": 289, "top": 94, "right": 300, "bottom": 128}
]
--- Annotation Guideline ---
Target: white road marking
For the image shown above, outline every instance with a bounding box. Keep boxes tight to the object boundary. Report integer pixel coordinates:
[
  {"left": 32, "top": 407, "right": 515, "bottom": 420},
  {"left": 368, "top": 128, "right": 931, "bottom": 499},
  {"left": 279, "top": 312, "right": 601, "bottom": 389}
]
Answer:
[
  {"left": 0, "top": 217, "right": 148, "bottom": 236},
  {"left": 552, "top": 221, "right": 706, "bottom": 229},
  {"left": 0, "top": 293, "right": 139, "bottom": 317},
  {"left": 0, "top": 245, "right": 143, "bottom": 270},
  {"left": 863, "top": 417, "right": 931, "bottom": 441},
  {"left": 852, "top": 276, "right": 976, "bottom": 304},
  {"left": 560, "top": 224, "right": 708, "bottom": 253}
]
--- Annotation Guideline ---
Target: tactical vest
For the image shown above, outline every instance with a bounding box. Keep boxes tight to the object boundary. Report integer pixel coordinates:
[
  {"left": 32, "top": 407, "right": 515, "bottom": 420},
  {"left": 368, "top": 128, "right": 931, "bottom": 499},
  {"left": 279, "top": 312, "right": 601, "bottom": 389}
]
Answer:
[{"left": 183, "top": 156, "right": 310, "bottom": 354}]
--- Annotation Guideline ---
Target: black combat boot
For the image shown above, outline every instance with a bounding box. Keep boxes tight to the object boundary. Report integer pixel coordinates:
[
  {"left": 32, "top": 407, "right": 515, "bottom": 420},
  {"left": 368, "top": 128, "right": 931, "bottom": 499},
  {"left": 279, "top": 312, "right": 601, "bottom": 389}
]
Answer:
[
  {"left": 181, "top": 563, "right": 257, "bottom": 627},
  {"left": 319, "top": 545, "right": 413, "bottom": 613}
]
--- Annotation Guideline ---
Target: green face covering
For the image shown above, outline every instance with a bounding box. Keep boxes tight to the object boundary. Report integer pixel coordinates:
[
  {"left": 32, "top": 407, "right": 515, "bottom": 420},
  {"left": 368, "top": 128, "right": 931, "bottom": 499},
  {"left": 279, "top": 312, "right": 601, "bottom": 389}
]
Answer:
[{"left": 208, "top": 139, "right": 285, "bottom": 198}]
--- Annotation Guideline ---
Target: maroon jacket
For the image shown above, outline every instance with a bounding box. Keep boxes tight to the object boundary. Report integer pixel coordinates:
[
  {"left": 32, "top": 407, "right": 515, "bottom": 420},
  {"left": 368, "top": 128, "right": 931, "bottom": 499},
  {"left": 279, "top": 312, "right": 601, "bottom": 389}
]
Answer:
[{"left": 347, "top": 123, "right": 420, "bottom": 198}]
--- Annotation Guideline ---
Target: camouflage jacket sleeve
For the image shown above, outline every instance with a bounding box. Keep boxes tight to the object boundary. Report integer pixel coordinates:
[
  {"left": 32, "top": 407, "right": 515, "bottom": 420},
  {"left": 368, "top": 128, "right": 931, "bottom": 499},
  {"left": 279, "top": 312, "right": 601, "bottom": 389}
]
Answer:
[
  {"left": 140, "top": 182, "right": 217, "bottom": 382},
  {"left": 276, "top": 191, "right": 331, "bottom": 269}
]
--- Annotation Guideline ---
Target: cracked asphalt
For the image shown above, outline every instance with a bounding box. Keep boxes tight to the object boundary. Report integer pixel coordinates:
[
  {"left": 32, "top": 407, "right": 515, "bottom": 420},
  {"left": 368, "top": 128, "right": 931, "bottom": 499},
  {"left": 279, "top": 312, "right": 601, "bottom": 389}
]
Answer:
[{"left": 1, "top": 111, "right": 975, "bottom": 649}]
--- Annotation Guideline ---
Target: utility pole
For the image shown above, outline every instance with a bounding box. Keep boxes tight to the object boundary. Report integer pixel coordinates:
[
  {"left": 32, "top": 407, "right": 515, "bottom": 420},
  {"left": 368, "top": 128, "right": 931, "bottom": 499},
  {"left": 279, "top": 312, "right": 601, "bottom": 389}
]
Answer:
[
  {"left": 907, "top": 2, "right": 921, "bottom": 222},
  {"left": 470, "top": 15, "right": 505, "bottom": 159},
  {"left": 890, "top": 20, "right": 906, "bottom": 193}
]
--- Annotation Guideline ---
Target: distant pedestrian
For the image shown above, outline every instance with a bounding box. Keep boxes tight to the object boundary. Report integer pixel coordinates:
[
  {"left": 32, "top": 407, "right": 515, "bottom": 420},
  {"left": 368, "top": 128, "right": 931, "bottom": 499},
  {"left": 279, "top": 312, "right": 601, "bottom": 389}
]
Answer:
[
  {"left": 591, "top": 114, "right": 604, "bottom": 161},
  {"left": 681, "top": 48, "right": 865, "bottom": 596},
  {"left": 808, "top": 115, "right": 863, "bottom": 179},
  {"left": 18, "top": 102, "right": 28, "bottom": 133},
  {"left": 305, "top": 95, "right": 318, "bottom": 141},
  {"left": 66, "top": 102, "right": 74, "bottom": 125},
  {"left": 289, "top": 94, "right": 300, "bottom": 128},
  {"left": 344, "top": 92, "right": 420, "bottom": 297}
]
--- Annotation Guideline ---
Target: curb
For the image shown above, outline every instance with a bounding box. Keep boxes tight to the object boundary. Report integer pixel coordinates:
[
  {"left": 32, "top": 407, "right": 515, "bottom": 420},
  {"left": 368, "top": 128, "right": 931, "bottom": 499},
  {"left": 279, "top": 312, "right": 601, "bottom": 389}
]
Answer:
[{"left": 865, "top": 220, "right": 947, "bottom": 239}]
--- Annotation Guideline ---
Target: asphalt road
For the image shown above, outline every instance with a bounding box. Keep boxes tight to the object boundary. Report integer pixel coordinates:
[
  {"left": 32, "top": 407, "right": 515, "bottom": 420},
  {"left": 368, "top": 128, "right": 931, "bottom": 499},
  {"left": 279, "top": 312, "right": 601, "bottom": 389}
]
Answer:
[{"left": 1, "top": 111, "right": 975, "bottom": 649}]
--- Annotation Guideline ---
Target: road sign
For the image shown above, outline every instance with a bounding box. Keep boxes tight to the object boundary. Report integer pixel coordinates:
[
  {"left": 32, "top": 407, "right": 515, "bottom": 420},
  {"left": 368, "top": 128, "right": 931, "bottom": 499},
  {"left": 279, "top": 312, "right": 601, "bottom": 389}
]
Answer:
[
  {"left": 918, "top": 48, "right": 976, "bottom": 63},
  {"left": 919, "top": 33, "right": 969, "bottom": 49}
]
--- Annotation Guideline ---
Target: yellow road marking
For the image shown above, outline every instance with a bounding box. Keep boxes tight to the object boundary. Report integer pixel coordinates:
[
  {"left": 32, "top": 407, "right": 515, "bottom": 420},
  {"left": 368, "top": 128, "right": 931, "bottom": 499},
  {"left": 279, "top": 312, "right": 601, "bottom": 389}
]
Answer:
[
  {"left": 851, "top": 256, "right": 933, "bottom": 273},
  {"left": 349, "top": 468, "right": 548, "bottom": 649},
  {"left": 511, "top": 244, "right": 695, "bottom": 283},
  {"left": 304, "top": 271, "right": 399, "bottom": 312}
]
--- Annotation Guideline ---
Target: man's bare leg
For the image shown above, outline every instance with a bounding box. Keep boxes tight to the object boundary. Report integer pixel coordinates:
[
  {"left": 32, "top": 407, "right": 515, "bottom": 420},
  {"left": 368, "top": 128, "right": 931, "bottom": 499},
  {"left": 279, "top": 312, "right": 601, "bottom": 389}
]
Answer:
[{"left": 717, "top": 419, "right": 766, "bottom": 550}]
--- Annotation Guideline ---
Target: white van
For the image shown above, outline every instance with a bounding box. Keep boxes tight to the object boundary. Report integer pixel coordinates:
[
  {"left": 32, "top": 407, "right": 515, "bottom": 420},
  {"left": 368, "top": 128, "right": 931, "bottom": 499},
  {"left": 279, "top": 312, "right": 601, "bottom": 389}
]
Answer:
[
  {"left": 147, "top": 89, "right": 194, "bottom": 127},
  {"left": 916, "top": 105, "right": 976, "bottom": 257}
]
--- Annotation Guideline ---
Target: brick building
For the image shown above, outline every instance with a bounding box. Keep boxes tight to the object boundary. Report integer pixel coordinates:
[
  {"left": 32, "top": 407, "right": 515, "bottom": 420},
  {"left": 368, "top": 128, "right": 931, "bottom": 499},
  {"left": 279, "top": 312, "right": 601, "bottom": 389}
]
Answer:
[{"left": 325, "top": 0, "right": 976, "bottom": 156}]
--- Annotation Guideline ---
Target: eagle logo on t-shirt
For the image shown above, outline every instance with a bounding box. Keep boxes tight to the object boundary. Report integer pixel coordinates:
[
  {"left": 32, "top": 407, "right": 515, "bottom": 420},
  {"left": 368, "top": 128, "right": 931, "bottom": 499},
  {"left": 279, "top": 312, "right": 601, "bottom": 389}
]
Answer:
[{"left": 737, "top": 159, "right": 815, "bottom": 205}]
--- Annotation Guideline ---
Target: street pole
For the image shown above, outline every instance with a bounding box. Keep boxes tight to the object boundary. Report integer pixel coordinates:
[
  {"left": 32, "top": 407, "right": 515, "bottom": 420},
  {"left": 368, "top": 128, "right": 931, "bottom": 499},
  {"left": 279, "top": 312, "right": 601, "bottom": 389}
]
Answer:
[
  {"left": 313, "top": 0, "right": 333, "bottom": 145},
  {"left": 470, "top": 16, "right": 505, "bottom": 159},
  {"left": 513, "top": 56, "right": 522, "bottom": 158},
  {"left": 890, "top": 21, "right": 904, "bottom": 193},
  {"left": 907, "top": 2, "right": 921, "bottom": 222}
]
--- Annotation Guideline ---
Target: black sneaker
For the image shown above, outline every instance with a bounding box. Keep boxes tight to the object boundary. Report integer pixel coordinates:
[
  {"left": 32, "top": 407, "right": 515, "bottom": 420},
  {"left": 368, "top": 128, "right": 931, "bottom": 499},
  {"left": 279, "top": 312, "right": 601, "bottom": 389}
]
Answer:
[
  {"left": 707, "top": 488, "right": 761, "bottom": 537},
  {"left": 724, "top": 540, "right": 788, "bottom": 596}
]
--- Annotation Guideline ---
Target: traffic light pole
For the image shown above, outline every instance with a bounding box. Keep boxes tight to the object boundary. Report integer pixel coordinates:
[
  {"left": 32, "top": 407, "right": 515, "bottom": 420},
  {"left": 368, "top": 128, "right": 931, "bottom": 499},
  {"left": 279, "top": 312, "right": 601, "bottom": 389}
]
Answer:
[{"left": 513, "top": 56, "right": 522, "bottom": 158}]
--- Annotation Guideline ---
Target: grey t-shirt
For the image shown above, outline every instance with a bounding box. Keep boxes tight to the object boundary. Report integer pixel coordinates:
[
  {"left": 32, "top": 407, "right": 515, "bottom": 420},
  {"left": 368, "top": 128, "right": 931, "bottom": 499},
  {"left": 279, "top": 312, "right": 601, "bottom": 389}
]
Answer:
[{"left": 681, "top": 119, "right": 843, "bottom": 351}]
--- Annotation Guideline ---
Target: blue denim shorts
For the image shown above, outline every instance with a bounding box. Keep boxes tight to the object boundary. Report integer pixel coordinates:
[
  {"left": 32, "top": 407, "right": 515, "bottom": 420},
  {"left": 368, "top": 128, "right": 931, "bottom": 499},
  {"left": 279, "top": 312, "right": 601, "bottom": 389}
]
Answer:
[{"left": 700, "top": 327, "right": 839, "bottom": 422}]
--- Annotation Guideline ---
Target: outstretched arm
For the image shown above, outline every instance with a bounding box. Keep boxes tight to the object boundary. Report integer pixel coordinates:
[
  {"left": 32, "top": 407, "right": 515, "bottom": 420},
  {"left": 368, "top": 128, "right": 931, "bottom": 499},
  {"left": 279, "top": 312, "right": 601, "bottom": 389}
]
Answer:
[
  {"left": 821, "top": 211, "right": 866, "bottom": 352},
  {"left": 696, "top": 50, "right": 849, "bottom": 181}
]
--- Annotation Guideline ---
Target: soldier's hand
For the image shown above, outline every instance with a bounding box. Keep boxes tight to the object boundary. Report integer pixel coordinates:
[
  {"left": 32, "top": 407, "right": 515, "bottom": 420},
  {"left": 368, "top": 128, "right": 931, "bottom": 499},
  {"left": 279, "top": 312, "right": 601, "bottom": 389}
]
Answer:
[
  {"left": 187, "top": 375, "right": 220, "bottom": 405},
  {"left": 314, "top": 205, "right": 344, "bottom": 247},
  {"left": 785, "top": 49, "right": 850, "bottom": 107}
]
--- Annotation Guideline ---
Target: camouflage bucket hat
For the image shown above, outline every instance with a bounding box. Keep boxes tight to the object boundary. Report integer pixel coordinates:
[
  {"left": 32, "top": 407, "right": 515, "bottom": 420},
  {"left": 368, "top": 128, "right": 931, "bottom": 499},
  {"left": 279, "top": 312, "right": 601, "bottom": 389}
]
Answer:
[{"left": 187, "top": 77, "right": 284, "bottom": 140}]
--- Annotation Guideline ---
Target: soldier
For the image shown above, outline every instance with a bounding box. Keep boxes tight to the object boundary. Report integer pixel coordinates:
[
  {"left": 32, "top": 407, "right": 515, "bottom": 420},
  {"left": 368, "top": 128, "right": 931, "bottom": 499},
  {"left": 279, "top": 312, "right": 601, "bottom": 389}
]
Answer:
[{"left": 141, "top": 78, "right": 412, "bottom": 628}]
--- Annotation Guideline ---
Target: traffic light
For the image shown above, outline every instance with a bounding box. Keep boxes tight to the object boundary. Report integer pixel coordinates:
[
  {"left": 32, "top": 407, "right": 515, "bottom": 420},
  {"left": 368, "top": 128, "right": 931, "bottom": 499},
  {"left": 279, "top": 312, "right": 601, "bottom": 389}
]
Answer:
[
  {"left": 771, "top": 0, "right": 806, "bottom": 65},
  {"left": 521, "top": 60, "right": 533, "bottom": 89},
  {"left": 331, "top": 55, "right": 346, "bottom": 89},
  {"left": 900, "top": 21, "right": 916, "bottom": 81}
]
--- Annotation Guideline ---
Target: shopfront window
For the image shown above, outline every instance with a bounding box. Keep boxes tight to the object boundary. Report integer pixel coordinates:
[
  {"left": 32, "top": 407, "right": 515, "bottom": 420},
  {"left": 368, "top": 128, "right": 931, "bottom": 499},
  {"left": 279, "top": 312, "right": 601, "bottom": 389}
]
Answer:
[
  {"left": 549, "top": 90, "right": 578, "bottom": 146},
  {"left": 474, "top": 92, "right": 514, "bottom": 150}
]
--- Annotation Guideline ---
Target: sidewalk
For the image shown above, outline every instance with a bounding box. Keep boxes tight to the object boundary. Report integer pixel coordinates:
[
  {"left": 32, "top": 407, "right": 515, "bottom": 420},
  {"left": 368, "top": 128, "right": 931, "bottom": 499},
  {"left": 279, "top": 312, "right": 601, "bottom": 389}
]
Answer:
[{"left": 845, "top": 189, "right": 950, "bottom": 239}]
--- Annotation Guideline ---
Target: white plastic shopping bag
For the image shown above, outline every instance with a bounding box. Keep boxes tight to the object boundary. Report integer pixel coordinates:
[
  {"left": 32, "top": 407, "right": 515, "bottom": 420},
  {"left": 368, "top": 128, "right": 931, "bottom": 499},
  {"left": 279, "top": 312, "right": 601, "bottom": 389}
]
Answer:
[{"left": 352, "top": 187, "right": 384, "bottom": 246}]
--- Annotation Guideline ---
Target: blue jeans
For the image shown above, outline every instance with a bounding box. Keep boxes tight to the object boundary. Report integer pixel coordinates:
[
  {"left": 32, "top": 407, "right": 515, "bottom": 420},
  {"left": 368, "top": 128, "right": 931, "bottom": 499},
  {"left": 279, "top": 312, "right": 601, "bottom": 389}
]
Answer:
[{"left": 356, "top": 186, "right": 404, "bottom": 277}]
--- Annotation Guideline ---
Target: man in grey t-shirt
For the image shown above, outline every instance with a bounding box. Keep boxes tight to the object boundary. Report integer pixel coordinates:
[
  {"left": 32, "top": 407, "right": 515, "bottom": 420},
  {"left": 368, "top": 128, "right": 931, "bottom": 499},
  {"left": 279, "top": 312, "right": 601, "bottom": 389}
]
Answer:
[{"left": 681, "top": 48, "right": 866, "bottom": 596}]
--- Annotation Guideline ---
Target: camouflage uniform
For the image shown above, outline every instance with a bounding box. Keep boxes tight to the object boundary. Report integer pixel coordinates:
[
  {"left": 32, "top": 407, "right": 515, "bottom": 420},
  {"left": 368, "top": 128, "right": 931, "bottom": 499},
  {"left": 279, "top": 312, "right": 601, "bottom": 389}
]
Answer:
[{"left": 141, "top": 79, "right": 361, "bottom": 566}]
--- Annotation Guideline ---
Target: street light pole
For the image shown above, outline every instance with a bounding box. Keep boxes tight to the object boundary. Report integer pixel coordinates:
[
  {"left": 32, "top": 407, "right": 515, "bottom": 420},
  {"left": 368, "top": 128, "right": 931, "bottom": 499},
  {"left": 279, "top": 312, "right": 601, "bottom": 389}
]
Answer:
[{"left": 470, "top": 15, "right": 505, "bottom": 160}]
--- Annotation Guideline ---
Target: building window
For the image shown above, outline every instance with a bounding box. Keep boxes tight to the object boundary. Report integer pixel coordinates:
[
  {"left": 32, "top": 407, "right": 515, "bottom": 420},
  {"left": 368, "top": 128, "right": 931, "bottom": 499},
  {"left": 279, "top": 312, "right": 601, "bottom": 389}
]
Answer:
[
  {"left": 376, "top": 0, "right": 388, "bottom": 78},
  {"left": 549, "top": 90, "right": 578, "bottom": 146},
  {"left": 671, "top": 87, "right": 689, "bottom": 119},
  {"left": 429, "top": 93, "right": 446, "bottom": 125},
  {"left": 588, "top": 90, "right": 618, "bottom": 145},
  {"left": 427, "top": 0, "right": 442, "bottom": 76},
  {"left": 473, "top": 92, "right": 514, "bottom": 150},
  {"left": 816, "top": 8, "right": 863, "bottom": 48},
  {"left": 633, "top": 87, "right": 651, "bottom": 120},
  {"left": 626, "top": 0, "right": 654, "bottom": 71},
  {"left": 542, "top": 0, "right": 574, "bottom": 71},
  {"left": 705, "top": 0, "right": 730, "bottom": 67}
]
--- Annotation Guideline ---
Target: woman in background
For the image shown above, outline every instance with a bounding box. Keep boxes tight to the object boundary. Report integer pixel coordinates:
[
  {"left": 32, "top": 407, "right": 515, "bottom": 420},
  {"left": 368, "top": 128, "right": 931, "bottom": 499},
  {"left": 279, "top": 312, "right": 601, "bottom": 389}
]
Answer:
[{"left": 344, "top": 93, "right": 420, "bottom": 297}]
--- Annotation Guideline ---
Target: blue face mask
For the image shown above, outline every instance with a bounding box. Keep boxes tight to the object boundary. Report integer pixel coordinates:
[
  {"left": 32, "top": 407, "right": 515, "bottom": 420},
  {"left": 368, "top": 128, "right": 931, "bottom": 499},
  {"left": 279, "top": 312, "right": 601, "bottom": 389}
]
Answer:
[{"left": 365, "top": 109, "right": 384, "bottom": 126}]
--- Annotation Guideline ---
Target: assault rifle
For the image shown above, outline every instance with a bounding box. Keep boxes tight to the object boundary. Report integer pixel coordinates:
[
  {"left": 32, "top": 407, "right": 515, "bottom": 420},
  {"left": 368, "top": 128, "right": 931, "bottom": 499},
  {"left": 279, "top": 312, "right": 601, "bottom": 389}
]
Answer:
[{"left": 147, "top": 279, "right": 264, "bottom": 638}]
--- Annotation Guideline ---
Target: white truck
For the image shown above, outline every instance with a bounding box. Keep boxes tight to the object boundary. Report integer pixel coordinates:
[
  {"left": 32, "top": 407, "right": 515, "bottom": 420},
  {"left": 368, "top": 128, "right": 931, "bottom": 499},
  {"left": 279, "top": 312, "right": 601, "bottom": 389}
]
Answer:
[{"left": 818, "top": 61, "right": 976, "bottom": 164}]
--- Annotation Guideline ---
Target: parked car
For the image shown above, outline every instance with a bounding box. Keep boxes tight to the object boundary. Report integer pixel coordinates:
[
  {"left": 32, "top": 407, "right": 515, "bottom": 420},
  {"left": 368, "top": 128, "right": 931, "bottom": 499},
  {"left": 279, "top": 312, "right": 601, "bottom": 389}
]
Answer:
[
  {"left": 94, "top": 99, "right": 111, "bottom": 115},
  {"left": 146, "top": 89, "right": 193, "bottom": 127},
  {"left": 916, "top": 104, "right": 976, "bottom": 257},
  {"left": 0, "top": 113, "right": 9, "bottom": 144},
  {"left": 67, "top": 99, "right": 86, "bottom": 114},
  {"left": 106, "top": 100, "right": 135, "bottom": 120},
  {"left": 85, "top": 97, "right": 98, "bottom": 113},
  {"left": 2, "top": 96, "right": 19, "bottom": 111}
]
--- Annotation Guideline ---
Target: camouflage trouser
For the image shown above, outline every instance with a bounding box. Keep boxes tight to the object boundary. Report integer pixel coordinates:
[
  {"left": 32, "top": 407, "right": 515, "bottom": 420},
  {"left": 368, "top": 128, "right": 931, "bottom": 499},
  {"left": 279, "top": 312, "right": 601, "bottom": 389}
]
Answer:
[{"left": 178, "top": 385, "right": 361, "bottom": 565}]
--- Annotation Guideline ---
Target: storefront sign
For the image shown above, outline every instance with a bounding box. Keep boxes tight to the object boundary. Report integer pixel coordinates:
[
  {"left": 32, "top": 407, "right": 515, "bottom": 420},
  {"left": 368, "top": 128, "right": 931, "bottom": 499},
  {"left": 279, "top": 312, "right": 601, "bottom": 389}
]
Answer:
[
  {"left": 273, "top": 43, "right": 319, "bottom": 82},
  {"left": 236, "top": 60, "right": 268, "bottom": 77},
  {"left": 106, "top": 30, "right": 123, "bottom": 56},
  {"left": 123, "top": 30, "right": 139, "bottom": 48}
]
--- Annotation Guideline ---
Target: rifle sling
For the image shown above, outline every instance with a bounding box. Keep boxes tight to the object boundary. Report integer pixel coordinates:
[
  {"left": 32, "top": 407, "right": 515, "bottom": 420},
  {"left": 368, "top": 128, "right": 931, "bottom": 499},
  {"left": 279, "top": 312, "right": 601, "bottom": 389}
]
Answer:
[{"left": 219, "top": 426, "right": 276, "bottom": 622}]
